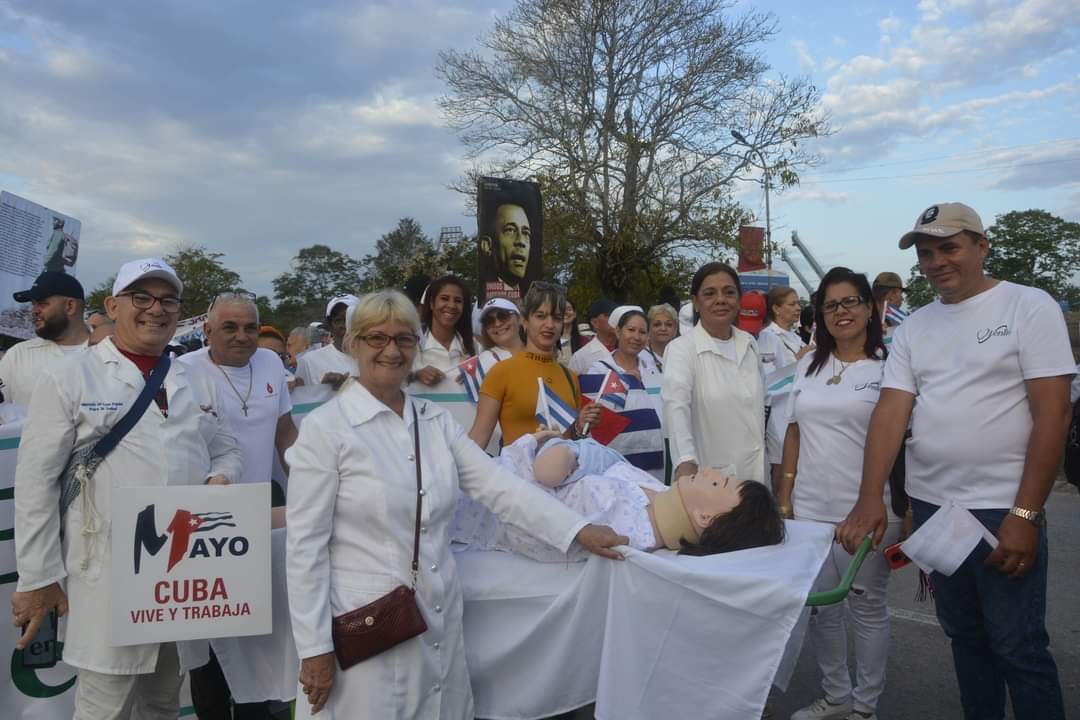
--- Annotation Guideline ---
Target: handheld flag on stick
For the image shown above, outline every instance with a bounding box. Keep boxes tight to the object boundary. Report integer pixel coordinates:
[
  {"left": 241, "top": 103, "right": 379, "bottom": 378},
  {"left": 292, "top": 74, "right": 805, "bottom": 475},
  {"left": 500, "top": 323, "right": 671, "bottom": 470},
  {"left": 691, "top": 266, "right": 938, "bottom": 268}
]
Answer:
[
  {"left": 883, "top": 302, "right": 909, "bottom": 327},
  {"left": 458, "top": 356, "right": 481, "bottom": 402},
  {"left": 534, "top": 377, "right": 577, "bottom": 434}
]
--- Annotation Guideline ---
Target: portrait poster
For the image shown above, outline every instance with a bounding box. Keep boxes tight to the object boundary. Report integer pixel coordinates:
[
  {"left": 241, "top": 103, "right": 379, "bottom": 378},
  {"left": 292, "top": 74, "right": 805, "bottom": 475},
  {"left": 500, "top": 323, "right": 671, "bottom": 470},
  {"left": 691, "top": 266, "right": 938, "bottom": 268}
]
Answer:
[
  {"left": 0, "top": 191, "right": 82, "bottom": 339},
  {"left": 476, "top": 177, "right": 543, "bottom": 304},
  {"left": 109, "top": 483, "right": 271, "bottom": 646}
]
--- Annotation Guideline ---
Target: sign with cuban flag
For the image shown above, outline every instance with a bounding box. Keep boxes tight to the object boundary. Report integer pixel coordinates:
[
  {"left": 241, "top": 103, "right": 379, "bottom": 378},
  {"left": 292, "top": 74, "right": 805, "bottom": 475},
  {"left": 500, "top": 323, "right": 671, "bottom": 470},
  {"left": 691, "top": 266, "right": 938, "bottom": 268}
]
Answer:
[
  {"left": 534, "top": 377, "right": 578, "bottom": 434},
  {"left": 110, "top": 483, "right": 271, "bottom": 646}
]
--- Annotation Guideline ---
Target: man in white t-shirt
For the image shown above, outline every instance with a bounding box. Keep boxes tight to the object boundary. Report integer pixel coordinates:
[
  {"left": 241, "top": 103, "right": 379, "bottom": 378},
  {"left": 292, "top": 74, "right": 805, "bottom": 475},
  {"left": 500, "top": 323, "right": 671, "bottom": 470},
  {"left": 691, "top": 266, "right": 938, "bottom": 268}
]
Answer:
[
  {"left": 569, "top": 297, "right": 617, "bottom": 374},
  {"left": 838, "top": 203, "right": 1074, "bottom": 720},
  {"left": 0, "top": 272, "right": 90, "bottom": 409},
  {"left": 294, "top": 295, "right": 358, "bottom": 387},
  {"left": 177, "top": 292, "right": 297, "bottom": 719}
]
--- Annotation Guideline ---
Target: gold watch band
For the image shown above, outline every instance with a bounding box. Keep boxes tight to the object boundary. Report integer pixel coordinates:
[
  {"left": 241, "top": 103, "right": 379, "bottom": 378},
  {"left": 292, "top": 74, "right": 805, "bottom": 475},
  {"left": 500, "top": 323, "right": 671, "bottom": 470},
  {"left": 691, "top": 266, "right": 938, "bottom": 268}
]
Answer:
[{"left": 1009, "top": 506, "right": 1045, "bottom": 526}]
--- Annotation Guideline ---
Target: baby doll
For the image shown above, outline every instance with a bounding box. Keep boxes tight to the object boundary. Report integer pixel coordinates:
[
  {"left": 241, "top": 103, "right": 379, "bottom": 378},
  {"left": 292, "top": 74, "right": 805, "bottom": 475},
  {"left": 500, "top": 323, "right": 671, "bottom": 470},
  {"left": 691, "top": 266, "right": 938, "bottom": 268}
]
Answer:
[{"left": 452, "top": 432, "right": 784, "bottom": 561}]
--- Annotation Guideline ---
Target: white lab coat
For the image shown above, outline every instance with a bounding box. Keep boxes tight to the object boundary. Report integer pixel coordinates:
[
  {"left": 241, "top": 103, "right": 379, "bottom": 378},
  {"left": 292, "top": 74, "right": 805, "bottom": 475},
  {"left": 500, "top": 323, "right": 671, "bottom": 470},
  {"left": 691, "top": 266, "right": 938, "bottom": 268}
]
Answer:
[
  {"left": 285, "top": 381, "right": 588, "bottom": 720},
  {"left": 0, "top": 335, "right": 88, "bottom": 407},
  {"left": 14, "top": 337, "right": 243, "bottom": 674},
  {"left": 661, "top": 323, "right": 766, "bottom": 483}
]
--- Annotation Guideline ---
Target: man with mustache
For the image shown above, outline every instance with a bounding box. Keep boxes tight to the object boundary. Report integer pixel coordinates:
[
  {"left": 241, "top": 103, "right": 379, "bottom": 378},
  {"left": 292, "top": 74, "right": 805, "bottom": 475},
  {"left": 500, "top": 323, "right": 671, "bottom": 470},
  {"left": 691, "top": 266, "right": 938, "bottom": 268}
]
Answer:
[{"left": 0, "top": 271, "right": 89, "bottom": 408}]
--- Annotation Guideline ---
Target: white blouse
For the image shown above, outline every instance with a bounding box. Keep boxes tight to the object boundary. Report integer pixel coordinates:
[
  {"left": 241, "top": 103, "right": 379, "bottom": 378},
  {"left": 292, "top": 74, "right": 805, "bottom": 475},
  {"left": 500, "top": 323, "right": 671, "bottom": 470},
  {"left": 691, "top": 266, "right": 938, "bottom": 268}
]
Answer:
[
  {"left": 661, "top": 323, "right": 766, "bottom": 483},
  {"left": 285, "top": 382, "right": 587, "bottom": 720}
]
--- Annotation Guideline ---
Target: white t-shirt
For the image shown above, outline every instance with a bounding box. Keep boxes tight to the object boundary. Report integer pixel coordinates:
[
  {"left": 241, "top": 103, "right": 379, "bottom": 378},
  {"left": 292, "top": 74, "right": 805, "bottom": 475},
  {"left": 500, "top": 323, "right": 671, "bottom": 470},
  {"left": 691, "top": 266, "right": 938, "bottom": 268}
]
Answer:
[
  {"left": 788, "top": 354, "right": 895, "bottom": 523},
  {"left": 883, "top": 281, "right": 1076, "bottom": 509},
  {"left": 294, "top": 343, "right": 356, "bottom": 386},
  {"left": 179, "top": 347, "right": 292, "bottom": 486},
  {"left": 569, "top": 337, "right": 614, "bottom": 375},
  {"left": 1071, "top": 364, "right": 1080, "bottom": 404},
  {"left": 0, "top": 336, "right": 89, "bottom": 407}
]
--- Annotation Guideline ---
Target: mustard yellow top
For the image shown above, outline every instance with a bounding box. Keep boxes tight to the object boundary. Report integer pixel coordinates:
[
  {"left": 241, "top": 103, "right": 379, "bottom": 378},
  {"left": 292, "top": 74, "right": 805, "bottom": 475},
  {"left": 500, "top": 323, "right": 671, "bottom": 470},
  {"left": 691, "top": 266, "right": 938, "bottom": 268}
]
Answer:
[{"left": 479, "top": 351, "right": 581, "bottom": 445}]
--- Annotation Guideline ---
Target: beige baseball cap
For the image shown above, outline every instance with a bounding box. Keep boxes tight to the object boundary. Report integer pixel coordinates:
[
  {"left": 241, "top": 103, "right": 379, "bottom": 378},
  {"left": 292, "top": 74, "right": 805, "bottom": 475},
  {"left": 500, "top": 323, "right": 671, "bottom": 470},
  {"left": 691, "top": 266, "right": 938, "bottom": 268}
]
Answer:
[{"left": 899, "top": 203, "right": 985, "bottom": 249}]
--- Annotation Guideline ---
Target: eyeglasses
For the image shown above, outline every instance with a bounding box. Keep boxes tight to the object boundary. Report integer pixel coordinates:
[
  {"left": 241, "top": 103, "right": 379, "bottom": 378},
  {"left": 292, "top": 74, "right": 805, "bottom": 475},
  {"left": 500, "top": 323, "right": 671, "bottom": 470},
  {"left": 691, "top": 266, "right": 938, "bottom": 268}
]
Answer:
[
  {"left": 482, "top": 309, "right": 516, "bottom": 326},
  {"left": 820, "top": 295, "right": 866, "bottom": 314},
  {"left": 116, "top": 291, "right": 182, "bottom": 314},
  {"left": 359, "top": 332, "right": 420, "bottom": 349}
]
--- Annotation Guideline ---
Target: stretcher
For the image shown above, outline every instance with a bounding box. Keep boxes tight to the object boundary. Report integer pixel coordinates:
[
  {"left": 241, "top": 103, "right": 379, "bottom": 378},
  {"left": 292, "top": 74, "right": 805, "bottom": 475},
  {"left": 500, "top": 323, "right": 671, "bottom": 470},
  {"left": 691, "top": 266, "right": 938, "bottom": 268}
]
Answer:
[{"left": 458, "top": 519, "right": 860, "bottom": 720}]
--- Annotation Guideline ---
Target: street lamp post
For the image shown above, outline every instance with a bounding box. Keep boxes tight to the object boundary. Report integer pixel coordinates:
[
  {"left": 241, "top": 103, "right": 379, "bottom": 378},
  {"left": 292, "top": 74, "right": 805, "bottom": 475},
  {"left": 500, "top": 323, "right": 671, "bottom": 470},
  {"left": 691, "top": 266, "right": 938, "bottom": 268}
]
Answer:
[{"left": 731, "top": 130, "right": 772, "bottom": 277}]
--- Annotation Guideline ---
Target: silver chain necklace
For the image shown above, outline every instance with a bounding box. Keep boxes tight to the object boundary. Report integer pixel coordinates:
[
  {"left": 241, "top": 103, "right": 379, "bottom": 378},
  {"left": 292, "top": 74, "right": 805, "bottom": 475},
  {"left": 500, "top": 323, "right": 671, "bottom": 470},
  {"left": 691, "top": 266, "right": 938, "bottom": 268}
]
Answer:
[{"left": 215, "top": 356, "right": 253, "bottom": 416}]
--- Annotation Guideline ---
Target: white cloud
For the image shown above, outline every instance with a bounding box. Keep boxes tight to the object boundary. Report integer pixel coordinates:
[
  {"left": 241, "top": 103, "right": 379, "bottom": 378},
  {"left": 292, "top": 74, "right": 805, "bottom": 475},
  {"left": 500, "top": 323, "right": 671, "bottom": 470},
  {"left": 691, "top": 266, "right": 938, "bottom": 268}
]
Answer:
[
  {"left": 791, "top": 39, "right": 816, "bottom": 72},
  {"left": 787, "top": 188, "right": 850, "bottom": 205}
]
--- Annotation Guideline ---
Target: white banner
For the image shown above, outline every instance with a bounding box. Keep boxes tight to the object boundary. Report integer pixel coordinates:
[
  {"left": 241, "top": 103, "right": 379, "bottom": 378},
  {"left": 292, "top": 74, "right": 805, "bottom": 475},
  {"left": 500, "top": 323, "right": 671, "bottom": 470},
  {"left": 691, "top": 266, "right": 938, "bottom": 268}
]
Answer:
[
  {"left": 109, "top": 484, "right": 271, "bottom": 646},
  {"left": 0, "top": 191, "right": 82, "bottom": 339}
]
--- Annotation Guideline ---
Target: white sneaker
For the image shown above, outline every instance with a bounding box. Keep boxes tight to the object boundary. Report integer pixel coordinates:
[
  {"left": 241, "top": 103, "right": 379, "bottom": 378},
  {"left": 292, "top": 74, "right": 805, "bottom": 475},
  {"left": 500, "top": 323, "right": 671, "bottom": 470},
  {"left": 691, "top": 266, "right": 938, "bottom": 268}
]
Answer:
[
  {"left": 841, "top": 713, "right": 877, "bottom": 720},
  {"left": 790, "top": 697, "right": 853, "bottom": 720}
]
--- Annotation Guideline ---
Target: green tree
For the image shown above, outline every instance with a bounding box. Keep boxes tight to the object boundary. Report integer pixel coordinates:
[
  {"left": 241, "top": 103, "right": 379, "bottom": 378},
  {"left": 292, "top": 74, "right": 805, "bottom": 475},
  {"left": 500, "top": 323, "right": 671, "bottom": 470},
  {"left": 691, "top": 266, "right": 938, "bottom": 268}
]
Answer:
[
  {"left": 437, "top": 0, "right": 828, "bottom": 300},
  {"left": 360, "top": 219, "right": 439, "bottom": 292},
  {"left": 905, "top": 209, "right": 1080, "bottom": 309},
  {"left": 273, "top": 245, "right": 363, "bottom": 327},
  {"left": 86, "top": 277, "right": 115, "bottom": 311}
]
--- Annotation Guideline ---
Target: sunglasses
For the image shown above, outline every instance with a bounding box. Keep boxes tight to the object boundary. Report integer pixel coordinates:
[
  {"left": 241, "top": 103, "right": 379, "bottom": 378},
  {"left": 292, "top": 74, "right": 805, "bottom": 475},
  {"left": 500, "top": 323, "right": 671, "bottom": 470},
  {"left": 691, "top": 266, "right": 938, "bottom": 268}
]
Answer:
[{"left": 482, "top": 309, "right": 516, "bottom": 326}]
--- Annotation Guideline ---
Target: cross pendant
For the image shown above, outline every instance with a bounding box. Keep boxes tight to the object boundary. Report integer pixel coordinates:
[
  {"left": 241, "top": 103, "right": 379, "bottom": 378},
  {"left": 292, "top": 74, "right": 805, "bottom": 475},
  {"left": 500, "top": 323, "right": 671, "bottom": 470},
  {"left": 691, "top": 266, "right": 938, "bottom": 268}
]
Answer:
[{"left": 241, "top": 404, "right": 248, "bottom": 417}]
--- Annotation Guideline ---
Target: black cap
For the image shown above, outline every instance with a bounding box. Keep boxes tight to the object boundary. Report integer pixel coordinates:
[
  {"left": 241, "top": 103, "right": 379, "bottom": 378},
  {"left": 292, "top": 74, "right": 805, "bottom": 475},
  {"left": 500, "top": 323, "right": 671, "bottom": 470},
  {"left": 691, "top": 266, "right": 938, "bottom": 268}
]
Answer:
[
  {"left": 13, "top": 272, "right": 85, "bottom": 303},
  {"left": 588, "top": 298, "right": 617, "bottom": 319}
]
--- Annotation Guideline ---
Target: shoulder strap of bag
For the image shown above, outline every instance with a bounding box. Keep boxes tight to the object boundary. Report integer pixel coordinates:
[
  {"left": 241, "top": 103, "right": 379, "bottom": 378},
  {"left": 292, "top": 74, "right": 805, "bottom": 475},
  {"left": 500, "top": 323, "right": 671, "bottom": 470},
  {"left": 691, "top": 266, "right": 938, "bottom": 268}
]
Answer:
[
  {"left": 558, "top": 362, "right": 579, "bottom": 405},
  {"left": 93, "top": 353, "right": 171, "bottom": 459},
  {"left": 410, "top": 403, "right": 423, "bottom": 589}
]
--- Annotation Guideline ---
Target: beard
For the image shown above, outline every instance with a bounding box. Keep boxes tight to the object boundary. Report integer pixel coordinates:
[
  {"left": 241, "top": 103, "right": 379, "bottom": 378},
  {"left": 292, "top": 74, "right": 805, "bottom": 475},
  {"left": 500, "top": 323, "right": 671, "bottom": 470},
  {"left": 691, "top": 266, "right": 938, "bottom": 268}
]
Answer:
[{"left": 35, "top": 313, "right": 70, "bottom": 341}]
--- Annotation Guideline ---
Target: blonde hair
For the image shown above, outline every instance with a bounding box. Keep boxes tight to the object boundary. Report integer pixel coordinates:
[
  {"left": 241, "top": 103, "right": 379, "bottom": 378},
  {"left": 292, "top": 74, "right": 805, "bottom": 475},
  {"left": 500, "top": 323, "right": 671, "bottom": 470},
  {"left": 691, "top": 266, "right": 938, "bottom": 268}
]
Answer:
[
  {"left": 647, "top": 303, "right": 678, "bottom": 325},
  {"left": 343, "top": 290, "right": 421, "bottom": 355}
]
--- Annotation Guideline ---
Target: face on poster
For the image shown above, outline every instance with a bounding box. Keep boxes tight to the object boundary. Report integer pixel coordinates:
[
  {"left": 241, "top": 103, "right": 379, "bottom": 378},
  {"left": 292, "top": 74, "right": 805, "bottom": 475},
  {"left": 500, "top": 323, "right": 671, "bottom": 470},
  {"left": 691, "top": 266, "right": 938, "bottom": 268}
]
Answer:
[
  {"left": 477, "top": 177, "right": 543, "bottom": 304},
  {"left": 0, "top": 191, "right": 82, "bottom": 339},
  {"left": 110, "top": 483, "right": 271, "bottom": 646}
]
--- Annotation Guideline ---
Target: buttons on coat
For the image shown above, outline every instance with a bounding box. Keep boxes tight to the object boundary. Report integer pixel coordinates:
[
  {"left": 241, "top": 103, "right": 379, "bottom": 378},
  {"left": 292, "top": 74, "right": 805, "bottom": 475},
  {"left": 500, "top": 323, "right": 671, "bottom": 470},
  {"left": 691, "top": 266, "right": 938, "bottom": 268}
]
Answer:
[
  {"left": 432, "top": 642, "right": 440, "bottom": 650},
  {"left": 430, "top": 563, "right": 438, "bottom": 572},
  {"left": 418, "top": 488, "right": 426, "bottom": 497},
  {"left": 407, "top": 454, "right": 415, "bottom": 462},
  {"left": 433, "top": 684, "right": 441, "bottom": 693},
  {"left": 434, "top": 604, "right": 442, "bottom": 613},
  {"left": 420, "top": 525, "right": 428, "bottom": 534}
]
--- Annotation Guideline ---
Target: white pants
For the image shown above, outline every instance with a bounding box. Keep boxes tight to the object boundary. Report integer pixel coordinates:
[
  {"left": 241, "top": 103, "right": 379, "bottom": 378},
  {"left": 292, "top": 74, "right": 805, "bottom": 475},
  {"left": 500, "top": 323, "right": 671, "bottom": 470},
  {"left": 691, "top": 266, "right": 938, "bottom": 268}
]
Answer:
[
  {"left": 72, "top": 642, "right": 183, "bottom": 720},
  {"left": 804, "top": 520, "right": 900, "bottom": 714}
]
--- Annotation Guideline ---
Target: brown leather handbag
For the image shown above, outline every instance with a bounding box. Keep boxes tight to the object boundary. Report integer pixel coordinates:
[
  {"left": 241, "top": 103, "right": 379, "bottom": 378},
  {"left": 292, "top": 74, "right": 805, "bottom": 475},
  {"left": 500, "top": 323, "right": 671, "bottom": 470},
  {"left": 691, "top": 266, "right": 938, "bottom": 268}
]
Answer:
[{"left": 331, "top": 405, "right": 428, "bottom": 669}]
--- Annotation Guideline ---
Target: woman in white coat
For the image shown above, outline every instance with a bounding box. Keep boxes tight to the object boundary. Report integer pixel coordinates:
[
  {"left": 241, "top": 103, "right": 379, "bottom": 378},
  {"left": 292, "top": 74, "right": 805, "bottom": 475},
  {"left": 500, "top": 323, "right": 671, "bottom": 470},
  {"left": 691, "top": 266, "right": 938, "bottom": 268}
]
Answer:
[
  {"left": 285, "top": 290, "right": 626, "bottom": 720},
  {"left": 662, "top": 262, "right": 766, "bottom": 484}
]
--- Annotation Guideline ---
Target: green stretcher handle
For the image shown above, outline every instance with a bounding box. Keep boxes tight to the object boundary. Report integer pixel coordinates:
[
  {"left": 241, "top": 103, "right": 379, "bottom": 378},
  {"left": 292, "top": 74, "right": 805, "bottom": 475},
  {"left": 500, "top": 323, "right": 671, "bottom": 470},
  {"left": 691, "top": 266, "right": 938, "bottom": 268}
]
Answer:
[{"left": 805, "top": 536, "right": 873, "bottom": 607}]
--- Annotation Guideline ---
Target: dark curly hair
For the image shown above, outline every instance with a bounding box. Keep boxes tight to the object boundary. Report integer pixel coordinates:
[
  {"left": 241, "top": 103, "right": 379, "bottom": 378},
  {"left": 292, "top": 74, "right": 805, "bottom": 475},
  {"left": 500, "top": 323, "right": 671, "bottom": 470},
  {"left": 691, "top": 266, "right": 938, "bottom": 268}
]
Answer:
[{"left": 679, "top": 481, "right": 786, "bottom": 556}]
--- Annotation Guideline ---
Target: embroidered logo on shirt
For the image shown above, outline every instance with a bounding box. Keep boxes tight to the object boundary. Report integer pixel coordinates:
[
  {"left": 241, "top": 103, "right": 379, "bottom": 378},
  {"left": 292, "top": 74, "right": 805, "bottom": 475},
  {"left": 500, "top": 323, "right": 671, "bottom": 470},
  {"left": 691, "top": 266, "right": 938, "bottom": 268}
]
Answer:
[
  {"left": 199, "top": 404, "right": 218, "bottom": 417},
  {"left": 81, "top": 401, "right": 125, "bottom": 412},
  {"left": 266, "top": 383, "right": 274, "bottom": 395},
  {"left": 976, "top": 324, "right": 1010, "bottom": 344},
  {"left": 854, "top": 381, "right": 881, "bottom": 392}
]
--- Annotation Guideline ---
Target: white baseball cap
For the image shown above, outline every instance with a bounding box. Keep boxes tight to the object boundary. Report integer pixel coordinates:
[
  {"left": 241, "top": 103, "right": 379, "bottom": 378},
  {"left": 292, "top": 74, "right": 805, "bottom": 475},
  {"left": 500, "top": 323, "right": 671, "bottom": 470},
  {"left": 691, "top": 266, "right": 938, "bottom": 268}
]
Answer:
[
  {"left": 479, "top": 297, "right": 520, "bottom": 321},
  {"left": 325, "top": 294, "right": 359, "bottom": 318},
  {"left": 112, "top": 258, "right": 183, "bottom": 296}
]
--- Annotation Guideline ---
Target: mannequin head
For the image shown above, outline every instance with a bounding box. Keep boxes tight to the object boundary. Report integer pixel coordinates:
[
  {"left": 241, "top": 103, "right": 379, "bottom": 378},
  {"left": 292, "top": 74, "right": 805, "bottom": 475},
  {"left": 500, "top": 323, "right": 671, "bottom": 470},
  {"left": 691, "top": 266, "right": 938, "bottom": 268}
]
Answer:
[{"left": 679, "top": 479, "right": 785, "bottom": 556}]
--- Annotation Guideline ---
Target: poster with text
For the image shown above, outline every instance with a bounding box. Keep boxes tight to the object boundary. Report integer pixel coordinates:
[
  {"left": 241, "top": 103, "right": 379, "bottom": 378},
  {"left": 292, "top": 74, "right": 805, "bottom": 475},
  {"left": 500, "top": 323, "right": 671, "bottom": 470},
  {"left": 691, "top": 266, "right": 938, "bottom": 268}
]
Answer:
[
  {"left": 109, "top": 483, "right": 271, "bottom": 646},
  {"left": 0, "top": 192, "right": 82, "bottom": 340},
  {"left": 476, "top": 177, "right": 543, "bottom": 304}
]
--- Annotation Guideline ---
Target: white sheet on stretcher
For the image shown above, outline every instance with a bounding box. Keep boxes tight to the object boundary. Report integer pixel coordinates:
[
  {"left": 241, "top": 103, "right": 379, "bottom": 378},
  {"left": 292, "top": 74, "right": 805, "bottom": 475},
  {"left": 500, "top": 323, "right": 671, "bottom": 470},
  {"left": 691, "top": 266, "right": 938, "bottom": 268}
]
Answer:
[{"left": 459, "top": 519, "right": 834, "bottom": 720}]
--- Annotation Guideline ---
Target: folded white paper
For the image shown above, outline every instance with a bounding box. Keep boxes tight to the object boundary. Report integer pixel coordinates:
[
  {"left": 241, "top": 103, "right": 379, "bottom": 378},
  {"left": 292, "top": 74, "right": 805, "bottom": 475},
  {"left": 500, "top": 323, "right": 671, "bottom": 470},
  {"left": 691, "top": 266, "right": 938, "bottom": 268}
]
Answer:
[{"left": 901, "top": 501, "right": 998, "bottom": 576}]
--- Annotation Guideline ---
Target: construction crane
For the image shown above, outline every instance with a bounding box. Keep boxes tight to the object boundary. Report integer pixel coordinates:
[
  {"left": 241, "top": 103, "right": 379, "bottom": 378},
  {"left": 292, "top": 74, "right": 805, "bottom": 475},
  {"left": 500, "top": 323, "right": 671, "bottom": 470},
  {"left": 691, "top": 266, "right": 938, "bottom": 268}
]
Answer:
[{"left": 782, "top": 231, "right": 827, "bottom": 297}]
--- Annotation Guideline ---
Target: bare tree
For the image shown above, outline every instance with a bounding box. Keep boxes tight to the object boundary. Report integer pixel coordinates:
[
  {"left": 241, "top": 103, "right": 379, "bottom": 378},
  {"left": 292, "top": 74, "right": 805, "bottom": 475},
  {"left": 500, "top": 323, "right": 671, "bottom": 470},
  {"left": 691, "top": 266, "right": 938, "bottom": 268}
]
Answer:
[{"left": 438, "top": 0, "right": 828, "bottom": 298}]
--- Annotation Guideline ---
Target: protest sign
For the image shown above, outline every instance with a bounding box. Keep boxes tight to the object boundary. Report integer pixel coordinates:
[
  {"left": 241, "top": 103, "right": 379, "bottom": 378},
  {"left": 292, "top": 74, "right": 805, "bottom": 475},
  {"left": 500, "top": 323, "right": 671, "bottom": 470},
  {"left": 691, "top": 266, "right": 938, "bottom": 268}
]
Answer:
[
  {"left": 476, "top": 177, "right": 543, "bottom": 304},
  {"left": 109, "top": 483, "right": 271, "bottom": 646},
  {"left": 0, "top": 191, "right": 82, "bottom": 339}
]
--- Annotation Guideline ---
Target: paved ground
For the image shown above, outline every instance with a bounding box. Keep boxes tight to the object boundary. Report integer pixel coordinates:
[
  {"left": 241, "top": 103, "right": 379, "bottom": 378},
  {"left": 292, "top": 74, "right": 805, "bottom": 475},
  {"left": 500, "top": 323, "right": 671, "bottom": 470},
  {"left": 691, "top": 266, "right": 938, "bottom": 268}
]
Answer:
[{"left": 771, "top": 482, "right": 1080, "bottom": 720}]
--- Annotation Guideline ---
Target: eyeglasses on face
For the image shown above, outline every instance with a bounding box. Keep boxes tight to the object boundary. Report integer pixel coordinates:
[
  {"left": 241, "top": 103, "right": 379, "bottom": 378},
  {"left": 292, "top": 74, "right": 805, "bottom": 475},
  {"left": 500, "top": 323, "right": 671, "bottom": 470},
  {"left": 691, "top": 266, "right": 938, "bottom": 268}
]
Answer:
[
  {"left": 359, "top": 332, "right": 420, "bottom": 349},
  {"left": 820, "top": 295, "right": 866, "bottom": 314},
  {"left": 482, "top": 309, "right": 516, "bottom": 326},
  {"left": 116, "top": 291, "right": 182, "bottom": 314}
]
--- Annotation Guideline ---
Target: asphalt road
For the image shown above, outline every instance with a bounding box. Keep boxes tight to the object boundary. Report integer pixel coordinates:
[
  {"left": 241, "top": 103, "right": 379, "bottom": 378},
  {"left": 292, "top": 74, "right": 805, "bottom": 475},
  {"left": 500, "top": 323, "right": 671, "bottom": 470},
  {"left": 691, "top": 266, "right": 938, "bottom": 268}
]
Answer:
[{"left": 771, "top": 482, "right": 1080, "bottom": 720}]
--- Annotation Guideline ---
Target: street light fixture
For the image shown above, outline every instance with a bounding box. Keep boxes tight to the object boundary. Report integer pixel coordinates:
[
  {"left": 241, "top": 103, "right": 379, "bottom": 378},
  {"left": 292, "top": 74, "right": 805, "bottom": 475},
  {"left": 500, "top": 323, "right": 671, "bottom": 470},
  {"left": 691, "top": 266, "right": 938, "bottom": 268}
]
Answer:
[{"left": 731, "top": 129, "right": 772, "bottom": 278}]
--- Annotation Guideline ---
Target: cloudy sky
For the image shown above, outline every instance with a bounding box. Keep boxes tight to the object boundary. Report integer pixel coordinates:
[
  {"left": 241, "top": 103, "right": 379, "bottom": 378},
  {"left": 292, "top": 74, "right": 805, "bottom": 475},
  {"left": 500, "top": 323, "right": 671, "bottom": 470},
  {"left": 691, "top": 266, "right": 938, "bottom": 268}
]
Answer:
[{"left": 1, "top": 0, "right": 1078, "bottom": 300}]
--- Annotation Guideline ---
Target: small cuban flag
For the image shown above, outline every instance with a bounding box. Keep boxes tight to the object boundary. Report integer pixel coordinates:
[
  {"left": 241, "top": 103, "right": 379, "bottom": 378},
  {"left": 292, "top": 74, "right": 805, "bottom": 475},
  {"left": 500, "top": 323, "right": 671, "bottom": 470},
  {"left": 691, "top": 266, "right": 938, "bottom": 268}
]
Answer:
[
  {"left": 535, "top": 377, "right": 578, "bottom": 434},
  {"left": 884, "top": 301, "right": 910, "bottom": 327},
  {"left": 597, "top": 370, "right": 629, "bottom": 410},
  {"left": 458, "top": 356, "right": 482, "bottom": 403}
]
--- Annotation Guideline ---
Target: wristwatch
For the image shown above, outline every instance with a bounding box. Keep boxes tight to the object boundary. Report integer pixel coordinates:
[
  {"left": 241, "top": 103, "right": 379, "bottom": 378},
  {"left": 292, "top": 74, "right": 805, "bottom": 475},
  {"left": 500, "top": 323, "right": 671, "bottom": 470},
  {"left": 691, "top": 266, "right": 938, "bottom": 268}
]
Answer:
[{"left": 1009, "top": 506, "right": 1045, "bottom": 526}]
